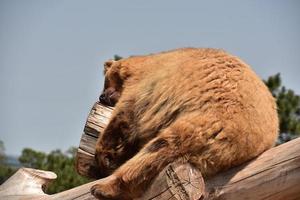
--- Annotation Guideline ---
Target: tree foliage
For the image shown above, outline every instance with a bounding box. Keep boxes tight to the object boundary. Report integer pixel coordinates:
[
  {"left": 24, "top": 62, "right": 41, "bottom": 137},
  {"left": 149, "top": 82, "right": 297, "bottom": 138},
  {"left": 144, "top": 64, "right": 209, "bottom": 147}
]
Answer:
[
  {"left": 113, "top": 54, "right": 123, "bottom": 61},
  {"left": 264, "top": 73, "right": 300, "bottom": 143},
  {"left": 0, "top": 140, "right": 4, "bottom": 162},
  {"left": 0, "top": 164, "right": 15, "bottom": 184},
  {"left": 0, "top": 140, "right": 16, "bottom": 184}
]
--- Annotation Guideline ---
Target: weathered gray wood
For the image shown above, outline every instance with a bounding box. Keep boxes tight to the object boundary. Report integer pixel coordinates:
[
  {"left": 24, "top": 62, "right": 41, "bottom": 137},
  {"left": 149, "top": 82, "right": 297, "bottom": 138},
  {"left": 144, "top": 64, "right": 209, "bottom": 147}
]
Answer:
[
  {"left": 83, "top": 102, "right": 113, "bottom": 138},
  {"left": 76, "top": 102, "right": 113, "bottom": 177},
  {"left": 0, "top": 168, "right": 57, "bottom": 200},
  {"left": 80, "top": 134, "right": 97, "bottom": 155},
  {"left": 204, "top": 136, "right": 300, "bottom": 200}
]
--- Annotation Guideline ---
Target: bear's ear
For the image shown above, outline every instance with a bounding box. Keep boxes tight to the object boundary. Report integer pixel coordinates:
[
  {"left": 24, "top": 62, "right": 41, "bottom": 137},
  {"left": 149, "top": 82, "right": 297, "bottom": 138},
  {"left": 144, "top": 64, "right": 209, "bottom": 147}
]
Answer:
[
  {"left": 103, "top": 60, "right": 115, "bottom": 74},
  {"left": 104, "top": 60, "right": 132, "bottom": 86}
]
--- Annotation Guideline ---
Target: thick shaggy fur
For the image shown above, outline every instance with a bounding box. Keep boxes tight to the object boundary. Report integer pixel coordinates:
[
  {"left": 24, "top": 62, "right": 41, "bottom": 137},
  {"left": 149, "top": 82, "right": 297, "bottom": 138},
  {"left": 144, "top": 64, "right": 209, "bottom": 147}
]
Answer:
[{"left": 91, "top": 48, "right": 278, "bottom": 199}]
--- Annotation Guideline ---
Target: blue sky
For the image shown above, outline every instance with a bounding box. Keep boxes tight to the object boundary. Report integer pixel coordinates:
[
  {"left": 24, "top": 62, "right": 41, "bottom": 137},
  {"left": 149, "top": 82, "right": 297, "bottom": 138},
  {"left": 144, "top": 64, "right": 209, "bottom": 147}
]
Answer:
[{"left": 1, "top": 0, "right": 299, "bottom": 155}]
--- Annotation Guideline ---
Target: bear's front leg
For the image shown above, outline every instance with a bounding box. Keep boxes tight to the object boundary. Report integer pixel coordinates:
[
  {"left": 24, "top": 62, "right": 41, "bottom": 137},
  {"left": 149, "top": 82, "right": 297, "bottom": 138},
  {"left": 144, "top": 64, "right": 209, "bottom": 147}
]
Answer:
[
  {"left": 95, "top": 101, "right": 138, "bottom": 178},
  {"left": 91, "top": 132, "right": 184, "bottom": 199}
]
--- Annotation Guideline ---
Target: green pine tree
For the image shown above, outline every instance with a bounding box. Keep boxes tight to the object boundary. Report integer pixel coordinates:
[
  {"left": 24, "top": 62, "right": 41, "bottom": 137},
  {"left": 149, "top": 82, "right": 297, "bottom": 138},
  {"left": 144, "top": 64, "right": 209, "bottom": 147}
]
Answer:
[
  {"left": 113, "top": 55, "right": 123, "bottom": 61},
  {"left": 264, "top": 73, "right": 300, "bottom": 144},
  {"left": 0, "top": 140, "right": 16, "bottom": 184}
]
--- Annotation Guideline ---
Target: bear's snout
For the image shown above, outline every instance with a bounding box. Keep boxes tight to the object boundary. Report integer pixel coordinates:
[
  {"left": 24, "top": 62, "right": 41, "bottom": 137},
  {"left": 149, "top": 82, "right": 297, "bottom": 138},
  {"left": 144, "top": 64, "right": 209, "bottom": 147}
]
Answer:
[
  {"left": 99, "top": 87, "right": 120, "bottom": 107},
  {"left": 99, "top": 93, "right": 108, "bottom": 105}
]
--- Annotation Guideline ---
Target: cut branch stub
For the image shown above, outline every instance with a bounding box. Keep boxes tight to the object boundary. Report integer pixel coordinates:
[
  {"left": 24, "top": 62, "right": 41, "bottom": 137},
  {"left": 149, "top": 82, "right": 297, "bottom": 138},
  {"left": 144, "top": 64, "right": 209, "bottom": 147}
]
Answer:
[
  {"left": 76, "top": 102, "right": 114, "bottom": 178},
  {"left": 0, "top": 168, "right": 57, "bottom": 200}
]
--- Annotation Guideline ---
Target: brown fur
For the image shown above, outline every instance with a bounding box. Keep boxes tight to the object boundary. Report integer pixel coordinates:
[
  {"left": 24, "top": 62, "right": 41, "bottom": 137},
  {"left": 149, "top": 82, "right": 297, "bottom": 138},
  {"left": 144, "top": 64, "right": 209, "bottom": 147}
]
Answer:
[{"left": 91, "top": 48, "right": 278, "bottom": 199}]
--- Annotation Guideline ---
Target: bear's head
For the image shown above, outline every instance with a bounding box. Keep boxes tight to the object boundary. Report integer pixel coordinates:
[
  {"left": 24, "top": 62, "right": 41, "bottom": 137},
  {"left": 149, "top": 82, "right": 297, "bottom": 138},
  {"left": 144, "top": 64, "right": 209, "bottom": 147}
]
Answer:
[
  {"left": 94, "top": 59, "right": 137, "bottom": 177},
  {"left": 99, "top": 60, "right": 131, "bottom": 106},
  {"left": 99, "top": 57, "right": 144, "bottom": 106}
]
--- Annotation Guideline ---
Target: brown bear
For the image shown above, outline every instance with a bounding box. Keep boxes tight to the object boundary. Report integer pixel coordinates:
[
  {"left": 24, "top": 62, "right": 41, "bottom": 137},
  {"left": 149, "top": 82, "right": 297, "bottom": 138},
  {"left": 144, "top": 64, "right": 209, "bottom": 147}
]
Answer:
[{"left": 91, "top": 48, "right": 278, "bottom": 199}]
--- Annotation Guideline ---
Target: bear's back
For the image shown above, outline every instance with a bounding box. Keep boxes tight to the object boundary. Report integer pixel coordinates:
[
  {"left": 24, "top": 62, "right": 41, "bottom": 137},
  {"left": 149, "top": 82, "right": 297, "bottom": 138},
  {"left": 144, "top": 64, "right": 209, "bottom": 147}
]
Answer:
[{"left": 120, "top": 48, "right": 278, "bottom": 151}]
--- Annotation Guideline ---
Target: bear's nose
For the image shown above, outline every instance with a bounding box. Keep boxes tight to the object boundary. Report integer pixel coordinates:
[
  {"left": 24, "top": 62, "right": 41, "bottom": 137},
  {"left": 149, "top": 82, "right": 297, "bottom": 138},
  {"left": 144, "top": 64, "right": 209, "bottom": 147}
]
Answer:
[
  {"left": 99, "top": 87, "right": 118, "bottom": 106},
  {"left": 99, "top": 93, "right": 108, "bottom": 105}
]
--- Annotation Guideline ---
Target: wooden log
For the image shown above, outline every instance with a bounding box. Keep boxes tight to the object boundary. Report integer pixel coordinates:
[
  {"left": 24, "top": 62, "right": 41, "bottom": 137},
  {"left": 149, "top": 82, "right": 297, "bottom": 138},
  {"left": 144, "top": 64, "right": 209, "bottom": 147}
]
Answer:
[
  {"left": 1, "top": 138, "right": 300, "bottom": 199},
  {"left": 76, "top": 102, "right": 113, "bottom": 178},
  {"left": 83, "top": 102, "right": 113, "bottom": 138}
]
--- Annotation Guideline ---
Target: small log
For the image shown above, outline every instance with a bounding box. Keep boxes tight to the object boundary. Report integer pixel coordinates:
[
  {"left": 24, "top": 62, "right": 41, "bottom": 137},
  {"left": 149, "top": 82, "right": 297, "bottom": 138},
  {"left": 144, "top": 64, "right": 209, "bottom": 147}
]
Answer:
[
  {"left": 0, "top": 168, "right": 57, "bottom": 200},
  {"left": 76, "top": 102, "right": 113, "bottom": 178}
]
